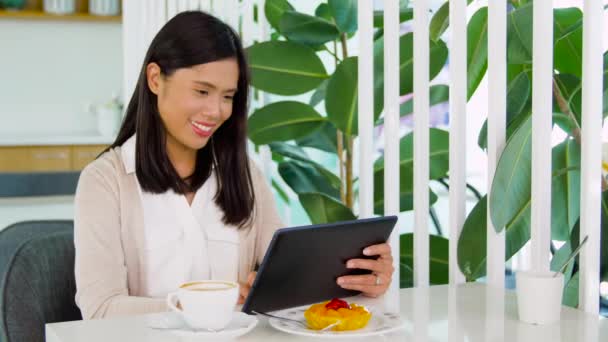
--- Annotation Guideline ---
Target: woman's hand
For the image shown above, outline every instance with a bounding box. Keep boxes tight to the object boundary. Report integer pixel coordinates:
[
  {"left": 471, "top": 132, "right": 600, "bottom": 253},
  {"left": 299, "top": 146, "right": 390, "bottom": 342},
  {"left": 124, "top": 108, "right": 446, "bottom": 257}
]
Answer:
[
  {"left": 238, "top": 272, "right": 256, "bottom": 304},
  {"left": 336, "top": 243, "right": 394, "bottom": 298}
]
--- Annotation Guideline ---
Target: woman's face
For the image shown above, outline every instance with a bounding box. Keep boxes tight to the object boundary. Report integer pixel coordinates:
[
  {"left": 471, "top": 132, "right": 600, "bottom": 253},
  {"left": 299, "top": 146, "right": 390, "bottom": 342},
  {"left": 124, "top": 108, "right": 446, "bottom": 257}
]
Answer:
[{"left": 147, "top": 58, "right": 239, "bottom": 153}]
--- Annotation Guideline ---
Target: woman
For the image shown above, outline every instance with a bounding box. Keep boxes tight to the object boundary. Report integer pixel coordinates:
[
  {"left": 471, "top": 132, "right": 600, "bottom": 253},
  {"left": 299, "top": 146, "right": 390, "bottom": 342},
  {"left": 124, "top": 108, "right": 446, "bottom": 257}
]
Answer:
[{"left": 74, "top": 11, "right": 394, "bottom": 320}]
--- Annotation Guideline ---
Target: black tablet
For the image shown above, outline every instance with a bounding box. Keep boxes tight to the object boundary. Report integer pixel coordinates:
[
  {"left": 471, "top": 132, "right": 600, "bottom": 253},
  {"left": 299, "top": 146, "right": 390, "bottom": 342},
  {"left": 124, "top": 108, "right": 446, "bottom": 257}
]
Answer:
[{"left": 242, "top": 216, "right": 398, "bottom": 314}]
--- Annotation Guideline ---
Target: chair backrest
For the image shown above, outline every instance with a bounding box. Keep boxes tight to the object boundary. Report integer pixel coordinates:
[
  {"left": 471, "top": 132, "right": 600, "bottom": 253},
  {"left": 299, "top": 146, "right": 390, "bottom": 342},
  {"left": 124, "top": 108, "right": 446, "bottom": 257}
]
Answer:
[{"left": 0, "top": 220, "right": 81, "bottom": 342}]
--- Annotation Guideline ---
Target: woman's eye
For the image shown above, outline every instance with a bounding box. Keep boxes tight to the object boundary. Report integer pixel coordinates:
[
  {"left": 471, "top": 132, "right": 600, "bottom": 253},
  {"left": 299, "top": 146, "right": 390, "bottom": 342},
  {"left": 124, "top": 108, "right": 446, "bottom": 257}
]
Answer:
[
  {"left": 224, "top": 95, "right": 234, "bottom": 101},
  {"left": 197, "top": 90, "right": 208, "bottom": 95}
]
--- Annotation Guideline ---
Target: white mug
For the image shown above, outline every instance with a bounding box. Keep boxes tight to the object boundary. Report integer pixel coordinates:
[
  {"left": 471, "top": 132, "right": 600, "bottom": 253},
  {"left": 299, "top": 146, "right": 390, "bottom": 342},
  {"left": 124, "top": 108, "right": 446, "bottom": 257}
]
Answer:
[
  {"left": 516, "top": 271, "right": 564, "bottom": 325},
  {"left": 166, "top": 280, "right": 239, "bottom": 330}
]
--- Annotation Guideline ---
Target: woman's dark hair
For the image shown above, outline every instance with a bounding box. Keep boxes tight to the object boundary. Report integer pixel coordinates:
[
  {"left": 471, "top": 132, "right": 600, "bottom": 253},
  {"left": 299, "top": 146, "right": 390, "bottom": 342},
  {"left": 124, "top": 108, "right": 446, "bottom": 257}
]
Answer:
[{"left": 108, "top": 11, "right": 255, "bottom": 228}]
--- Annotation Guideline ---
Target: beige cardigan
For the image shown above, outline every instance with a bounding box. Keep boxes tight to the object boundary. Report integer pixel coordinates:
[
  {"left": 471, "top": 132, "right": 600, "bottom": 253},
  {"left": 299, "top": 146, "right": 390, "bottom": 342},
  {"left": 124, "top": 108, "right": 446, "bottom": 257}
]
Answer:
[{"left": 73, "top": 146, "right": 283, "bottom": 320}]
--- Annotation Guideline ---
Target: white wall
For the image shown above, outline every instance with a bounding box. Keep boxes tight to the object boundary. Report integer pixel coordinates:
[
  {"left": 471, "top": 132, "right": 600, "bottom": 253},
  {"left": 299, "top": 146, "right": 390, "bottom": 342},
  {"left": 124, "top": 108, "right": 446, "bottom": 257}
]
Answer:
[{"left": 0, "top": 20, "right": 123, "bottom": 136}]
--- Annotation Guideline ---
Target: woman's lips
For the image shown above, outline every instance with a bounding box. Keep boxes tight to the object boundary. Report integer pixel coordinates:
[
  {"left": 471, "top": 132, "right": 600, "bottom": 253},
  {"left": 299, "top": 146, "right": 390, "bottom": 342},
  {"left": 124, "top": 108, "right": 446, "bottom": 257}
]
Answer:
[{"left": 191, "top": 120, "right": 215, "bottom": 138}]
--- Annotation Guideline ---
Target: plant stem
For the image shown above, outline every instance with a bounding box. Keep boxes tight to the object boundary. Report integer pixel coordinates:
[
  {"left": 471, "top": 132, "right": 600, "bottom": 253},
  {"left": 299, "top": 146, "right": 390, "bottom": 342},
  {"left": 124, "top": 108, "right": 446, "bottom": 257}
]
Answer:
[
  {"left": 339, "top": 33, "right": 354, "bottom": 209},
  {"left": 552, "top": 78, "right": 608, "bottom": 191},
  {"left": 337, "top": 131, "right": 346, "bottom": 203},
  {"left": 346, "top": 136, "right": 354, "bottom": 209}
]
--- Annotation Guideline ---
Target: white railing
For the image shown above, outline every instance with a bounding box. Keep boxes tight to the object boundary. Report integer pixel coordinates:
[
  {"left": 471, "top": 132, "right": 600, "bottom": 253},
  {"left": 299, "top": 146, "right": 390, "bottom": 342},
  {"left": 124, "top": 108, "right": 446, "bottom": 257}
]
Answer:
[{"left": 358, "top": 0, "right": 604, "bottom": 315}]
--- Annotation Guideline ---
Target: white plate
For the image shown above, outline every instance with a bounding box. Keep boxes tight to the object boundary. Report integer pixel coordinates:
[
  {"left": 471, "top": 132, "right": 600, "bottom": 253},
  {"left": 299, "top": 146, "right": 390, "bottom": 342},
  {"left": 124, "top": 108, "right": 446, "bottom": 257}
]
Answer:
[
  {"left": 146, "top": 311, "right": 258, "bottom": 338},
  {"left": 268, "top": 305, "right": 405, "bottom": 339}
]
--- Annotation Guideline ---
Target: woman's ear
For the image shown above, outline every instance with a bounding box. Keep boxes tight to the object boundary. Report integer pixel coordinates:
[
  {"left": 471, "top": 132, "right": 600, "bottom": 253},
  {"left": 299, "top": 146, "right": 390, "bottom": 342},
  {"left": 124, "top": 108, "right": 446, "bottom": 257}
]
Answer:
[{"left": 146, "top": 62, "right": 162, "bottom": 95}]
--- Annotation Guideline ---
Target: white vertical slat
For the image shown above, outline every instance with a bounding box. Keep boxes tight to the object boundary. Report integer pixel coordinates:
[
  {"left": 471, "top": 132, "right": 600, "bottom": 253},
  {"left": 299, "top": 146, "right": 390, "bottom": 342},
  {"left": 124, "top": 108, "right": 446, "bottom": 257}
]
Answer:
[
  {"left": 448, "top": 0, "right": 467, "bottom": 285},
  {"left": 413, "top": 0, "right": 430, "bottom": 287},
  {"left": 579, "top": 0, "right": 603, "bottom": 315},
  {"left": 167, "top": 0, "right": 179, "bottom": 19},
  {"left": 188, "top": 0, "right": 200, "bottom": 10},
  {"left": 383, "top": 0, "right": 401, "bottom": 314},
  {"left": 530, "top": 0, "right": 553, "bottom": 273},
  {"left": 241, "top": 0, "right": 255, "bottom": 46},
  {"left": 487, "top": 0, "right": 507, "bottom": 287},
  {"left": 121, "top": 0, "right": 140, "bottom": 104},
  {"left": 358, "top": 0, "right": 374, "bottom": 219},
  {"left": 178, "top": 0, "right": 189, "bottom": 12},
  {"left": 224, "top": 0, "right": 240, "bottom": 29},
  {"left": 199, "top": 0, "right": 212, "bottom": 13}
]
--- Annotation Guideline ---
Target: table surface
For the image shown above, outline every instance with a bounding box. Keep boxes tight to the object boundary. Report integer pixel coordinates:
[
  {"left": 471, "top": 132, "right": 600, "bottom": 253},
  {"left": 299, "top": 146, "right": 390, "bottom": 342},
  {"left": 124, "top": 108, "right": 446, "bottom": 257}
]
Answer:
[{"left": 46, "top": 283, "right": 608, "bottom": 341}]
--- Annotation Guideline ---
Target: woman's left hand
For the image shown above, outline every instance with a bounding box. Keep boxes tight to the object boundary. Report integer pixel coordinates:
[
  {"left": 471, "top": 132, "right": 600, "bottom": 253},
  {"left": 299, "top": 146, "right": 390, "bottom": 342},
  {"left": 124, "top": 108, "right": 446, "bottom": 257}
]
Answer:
[{"left": 336, "top": 243, "right": 394, "bottom": 297}]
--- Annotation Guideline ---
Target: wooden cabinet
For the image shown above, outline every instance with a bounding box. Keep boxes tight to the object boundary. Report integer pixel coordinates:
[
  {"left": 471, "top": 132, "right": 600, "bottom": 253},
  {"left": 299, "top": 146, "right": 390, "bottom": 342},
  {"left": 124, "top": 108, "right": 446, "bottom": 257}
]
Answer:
[{"left": 0, "top": 145, "right": 107, "bottom": 172}]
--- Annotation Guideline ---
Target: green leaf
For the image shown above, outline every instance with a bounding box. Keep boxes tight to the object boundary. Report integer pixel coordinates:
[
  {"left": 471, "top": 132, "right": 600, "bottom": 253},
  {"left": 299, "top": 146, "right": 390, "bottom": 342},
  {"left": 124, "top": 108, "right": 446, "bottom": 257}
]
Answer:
[
  {"left": 314, "top": 3, "right": 332, "bottom": 22},
  {"left": 429, "top": 0, "right": 476, "bottom": 42},
  {"left": 295, "top": 121, "right": 338, "bottom": 154},
  {"left": 328, "top": 0, "right": 357, "bottom": 34},
  {"left": 269, "top": 142, "right": 341, "bottom": 189},
  {"left": 429, "top": 1, "right": 450, "bottom": 42},
  {"left": 467, "top": 7, "right": 488, "bottom": 99},
  {"left": 374, "top": 33, "right": 449, "bottom": 112},
  {"left": 554, "top": 7, "right": 583, "bottom": 39},
  {"left": 309, "top": 79, "right": 329, "bottom": 108},
  {"left": 562, "top": 272, "right": 579, "bottom": 308},
  {"left": 325, "top": 57, "right": 358, "bottom": 136},
  {"left": 271, "top": 178, "right": 290, "bottom": 204},
  {"left": 552, "top": 73, "right": 582, "bottom": 135},
  {"left": 373, "top": 129, "right": 449, "bottom": 214},
  {"left": 373, "top": 8, "right": 413, "bottom": 28},
  {"left": 278, "top": 160, "right": 340, "bottom": 200},
  {"left": 264, "top": 0, "right": 294, "bottom": 33},
  {"left": 279, "top": 11, "right": 340, "bottom": 47},
  {"left": 247, "top": 41, "right": 328, "bottom": 96},
  {"left": 551, "top": 139, "right": 581, "bottom": 241},
  {"left": 299, "top": 192, "right": 356, "bottom": 224},
  {"left": 507, "top": 3, "right": 533, "bottom": 64},
  {"left": 400, "top": 233, "right": 449, "bottom": 288},
  {"left": 248, "top": 101, "right": 326, "bottom": 145},
  {"left": 478, "top": 71, "right": 531, "bottom": 150},
  {"left": 489, "top": 115, "right": 532, "bottom": 231},
  {"left": 555, "top": 26, "right": 582, "bottom": 77}
]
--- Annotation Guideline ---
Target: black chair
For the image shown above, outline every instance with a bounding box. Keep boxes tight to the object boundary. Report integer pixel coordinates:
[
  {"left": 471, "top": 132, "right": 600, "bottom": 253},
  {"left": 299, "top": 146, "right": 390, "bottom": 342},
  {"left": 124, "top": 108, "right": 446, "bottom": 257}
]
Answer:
[{"left": 0, "top": 220, "right": 81, "bottom": 342}]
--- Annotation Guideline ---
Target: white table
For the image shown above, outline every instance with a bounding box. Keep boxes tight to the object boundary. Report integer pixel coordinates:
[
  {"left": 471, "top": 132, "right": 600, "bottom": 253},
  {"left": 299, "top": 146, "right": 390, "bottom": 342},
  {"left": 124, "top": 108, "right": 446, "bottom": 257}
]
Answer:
[{"left": 46, "top": 283, "right": 608, "bottom": 341}]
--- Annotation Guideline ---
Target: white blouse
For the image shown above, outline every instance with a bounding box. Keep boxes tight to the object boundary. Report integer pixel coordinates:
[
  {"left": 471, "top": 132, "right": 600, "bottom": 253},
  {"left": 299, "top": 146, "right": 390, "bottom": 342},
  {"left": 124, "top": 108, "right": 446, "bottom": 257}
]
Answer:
[{"left": 121, "top": 136, "right": 239, "bottom": 298}]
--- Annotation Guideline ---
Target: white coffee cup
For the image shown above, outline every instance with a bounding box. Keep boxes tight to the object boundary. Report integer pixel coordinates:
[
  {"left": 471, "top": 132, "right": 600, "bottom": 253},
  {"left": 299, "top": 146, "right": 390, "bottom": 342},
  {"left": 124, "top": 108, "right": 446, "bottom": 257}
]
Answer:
[
  {"left": 167, "top": 280, "right": 239, "bottom": 330},
  {"left": 516, "top": 271, "right": 564, "bottom": 325}
]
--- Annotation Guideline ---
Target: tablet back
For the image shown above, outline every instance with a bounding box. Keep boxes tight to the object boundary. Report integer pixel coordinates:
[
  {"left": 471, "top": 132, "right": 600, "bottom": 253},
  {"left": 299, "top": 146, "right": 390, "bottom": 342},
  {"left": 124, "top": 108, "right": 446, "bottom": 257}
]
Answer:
[{"left": 242, "top": 216, "right": 397, "bottom": 314}]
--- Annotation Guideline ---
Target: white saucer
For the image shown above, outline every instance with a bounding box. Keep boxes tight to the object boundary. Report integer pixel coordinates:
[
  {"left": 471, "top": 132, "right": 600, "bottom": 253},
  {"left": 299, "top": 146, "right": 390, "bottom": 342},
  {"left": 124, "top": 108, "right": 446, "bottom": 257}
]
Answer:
[
  {"left": 146, "top": 311, "right": 258, "bottom": 338},
  {"left": 268, "top": 305, "right": 405, "bottom": 339}
]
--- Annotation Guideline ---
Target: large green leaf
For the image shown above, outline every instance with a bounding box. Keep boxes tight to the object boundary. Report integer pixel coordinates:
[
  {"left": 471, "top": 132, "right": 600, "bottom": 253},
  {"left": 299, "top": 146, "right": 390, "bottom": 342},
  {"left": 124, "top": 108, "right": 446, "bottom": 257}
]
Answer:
[
  {"left": 429, "top": 0, "right": 475, "bottom": 42},
  {"left": 269, "top": 142, "right": 341, "bottom": 189},
  {"left": 489, "top": 116, "right": 532, "bottom": 231},
  {"left": 264, "top": 0, "right": 294, "bottom": 33},
  {"left": 247, "top": 41, "right": 328, "bottom": 96},
  {"left": 400, "top": 233, "right": 449, "bottom": 288},
  {"left": 295, "top": 121, "right": 338, "bottom": 154},
  {"left": 315, "top": 3, "right": 332, "bottom": 21},
  {"left": 554, "top": 7, "right": 583, "bottom": 40},
  {"left": 309, "top": 79, "right": 329, "bottom": 108},
  {"left": 458, "top": 195, "right": 532, "bottom": 280},
  {"left": 478, "top": 71, "right": 531, "bottom": 150},
  {"left": 374, "top": 33, "right": 449, "bottom": 113},
  {"left": 373, "top": 129, "right": 449, "bottom": 214},
  {"left": 467, "top": 7, "right": 488, "bottom": 99},
  {"left": 507, "top": 3, "right": 533, "bottom": 64},
  {"left": 328, "top": 0, "right": 357, "bottom": 34},
  {"left": 325, "top": 57, "right": 358, "bottom": 136},
  {"left": 278, "top": 160, "right": 340, "bottom": 200},
  {"left": 248, "top": 101, "right": 326, "bottom": 145},
  {"left": 551, "top": 139, "right": 580, "bottom": 241},
  {"left": 299, "top": 192, "right": 356, "bottom": 224},
  {"left": 279, "top": 11, "right": 340, "bottom": 47},
  {"left": 554, "top": 26, "right": 582, "bottom": 77}
]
